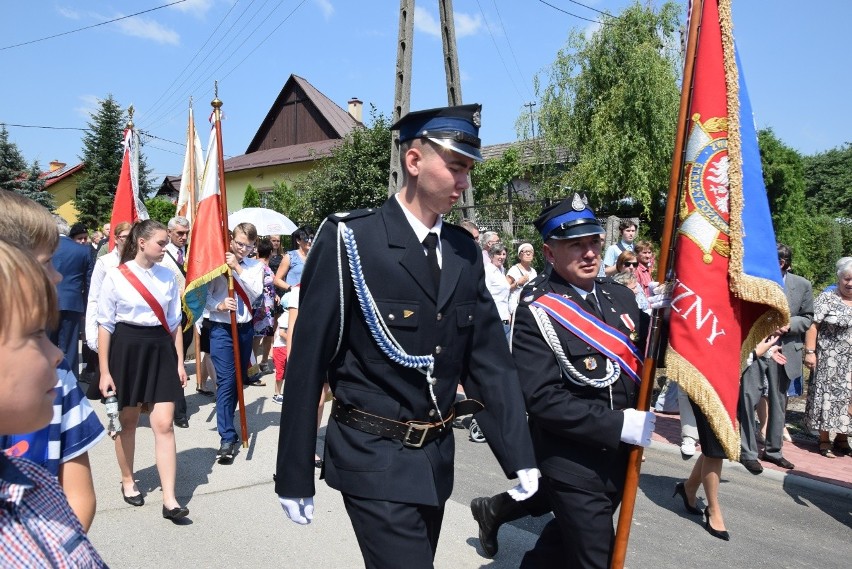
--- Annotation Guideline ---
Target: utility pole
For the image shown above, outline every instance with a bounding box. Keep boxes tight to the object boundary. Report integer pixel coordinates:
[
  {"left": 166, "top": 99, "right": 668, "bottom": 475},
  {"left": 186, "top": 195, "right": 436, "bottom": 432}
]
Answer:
[
  {"left": 388, "top": 0, "right": 414, "bottom": 195},
  {"left": 524, "top": 101, "right": 537, "bottom": 139},
  {"left": 388, "top": 0, "right": 476, "bottom": 218}
]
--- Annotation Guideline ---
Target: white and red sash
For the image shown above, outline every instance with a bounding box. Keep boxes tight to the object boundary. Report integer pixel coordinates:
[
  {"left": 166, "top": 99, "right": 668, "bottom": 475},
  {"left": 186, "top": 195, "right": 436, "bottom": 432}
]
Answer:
[
  {"left": 531, "top": 292, "right": 643, "bottom": 384},
  {"left": 117, "top": 264, "right": 169, "bottom": 332}
]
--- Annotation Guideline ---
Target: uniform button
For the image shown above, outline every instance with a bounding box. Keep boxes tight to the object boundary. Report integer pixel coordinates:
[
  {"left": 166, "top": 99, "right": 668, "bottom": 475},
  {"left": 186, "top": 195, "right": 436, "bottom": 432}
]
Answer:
[
  {"left": 436, "top": 312, "right": 443, "bottom": 321},
  {"left": 388, "top": 313, "right": 395, "bottom": 321},
  {"left": 428, "top": 409, "right": 436, "bottom": 418},
  {"left": 468, "top": 314, "right": 473, "bottom": 321},
  {"left": 435, "top": 346, "right": 442, "bottom": 354}
]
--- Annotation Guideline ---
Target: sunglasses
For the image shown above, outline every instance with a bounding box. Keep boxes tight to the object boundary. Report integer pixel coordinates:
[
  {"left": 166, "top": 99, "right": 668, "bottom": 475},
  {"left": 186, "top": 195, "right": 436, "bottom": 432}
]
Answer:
[{"left": 623, "top": 261, "right": 639, "bottom": 267}]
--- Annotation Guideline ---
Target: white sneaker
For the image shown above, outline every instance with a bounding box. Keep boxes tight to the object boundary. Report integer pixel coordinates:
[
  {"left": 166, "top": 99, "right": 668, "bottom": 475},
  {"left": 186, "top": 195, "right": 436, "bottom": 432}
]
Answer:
[
  {"left": 680, "top": 436, "right": 696, "bottom": 457},
  {"left": 272, "top": 394, "right": 283, "bottom": 405}
]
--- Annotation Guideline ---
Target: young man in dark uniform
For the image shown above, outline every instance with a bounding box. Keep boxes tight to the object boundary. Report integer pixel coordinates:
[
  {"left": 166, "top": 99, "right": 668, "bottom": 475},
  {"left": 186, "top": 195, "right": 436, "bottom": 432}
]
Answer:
[
  {"left": 274, "top": 104, "right": 538, "bottom": 568},
  {"left": 471, "top": 195, "right": 656, "bottom": 568}
]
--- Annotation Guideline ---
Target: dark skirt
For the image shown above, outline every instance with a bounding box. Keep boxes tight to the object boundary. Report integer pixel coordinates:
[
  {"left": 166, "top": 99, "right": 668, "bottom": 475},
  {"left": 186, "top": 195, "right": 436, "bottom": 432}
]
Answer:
[
  {"left": 199, "top": 318, "right": 211, "bottom": 353},
  {"left": 109, "top": 322, "right": 182, "bottom": 410},
  {"left": 689, "top": 399, "right": 727, "bottom": 459}
]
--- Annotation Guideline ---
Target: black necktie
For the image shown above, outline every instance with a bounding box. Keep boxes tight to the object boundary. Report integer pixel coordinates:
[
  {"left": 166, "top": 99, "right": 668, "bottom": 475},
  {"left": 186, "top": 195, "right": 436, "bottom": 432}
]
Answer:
[
  {"left": 423, "top": 233, "right": 440, "bottom": 292},
  {"left": 586, "top": 292, "right": 602, "bottom": 319}
]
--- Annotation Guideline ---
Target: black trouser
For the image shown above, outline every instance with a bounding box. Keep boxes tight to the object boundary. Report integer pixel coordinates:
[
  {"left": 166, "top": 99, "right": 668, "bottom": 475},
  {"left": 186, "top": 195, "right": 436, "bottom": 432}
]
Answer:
[
  {"left": 173, "top": 316, "right": 194, "bottom": 422},
  {"left": 521, "top": 477, "right": 621, "bottom": 569},
  {"left": 342, "top": 493, "right": 444, "bottom": 569}
]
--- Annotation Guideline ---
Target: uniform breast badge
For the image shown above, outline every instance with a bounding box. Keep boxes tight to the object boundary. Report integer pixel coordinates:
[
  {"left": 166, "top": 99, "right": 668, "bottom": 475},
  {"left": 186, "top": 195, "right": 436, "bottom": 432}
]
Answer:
[{"left": 583, "top": 356, "right": 597, "bottom": 371}]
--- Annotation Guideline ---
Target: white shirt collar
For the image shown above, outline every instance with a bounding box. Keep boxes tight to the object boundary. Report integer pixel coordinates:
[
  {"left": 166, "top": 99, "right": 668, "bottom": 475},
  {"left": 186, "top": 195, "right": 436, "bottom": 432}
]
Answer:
[
  {"left": 569, "top": 282, "right": 598, "bottom": 299},
  {"left": 395, "top": 193, "right": 442, "bottom": 244}
]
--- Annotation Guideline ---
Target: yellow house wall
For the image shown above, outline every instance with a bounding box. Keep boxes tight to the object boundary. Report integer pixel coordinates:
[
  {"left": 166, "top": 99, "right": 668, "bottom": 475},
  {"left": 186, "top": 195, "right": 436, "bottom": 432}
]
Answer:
[
  {"left": 223, "top": 162, "right": 313, "bottom": 213},
  {"left": 48, "top": 176, "right": 81, "bottom": 224}
]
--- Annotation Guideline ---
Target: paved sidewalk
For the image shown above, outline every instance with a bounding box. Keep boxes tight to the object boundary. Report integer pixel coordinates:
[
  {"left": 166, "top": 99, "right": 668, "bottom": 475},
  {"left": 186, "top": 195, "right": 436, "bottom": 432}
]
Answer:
[{"left": 652, "top": 410, "right": 852, "bottom": 492}]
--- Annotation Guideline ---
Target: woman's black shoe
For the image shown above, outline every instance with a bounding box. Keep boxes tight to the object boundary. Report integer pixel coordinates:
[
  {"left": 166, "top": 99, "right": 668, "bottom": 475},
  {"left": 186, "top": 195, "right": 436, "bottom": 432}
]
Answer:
[
  {"left": 162, "top": 505, "right": 189, "bottom": 520},
  {"left": 704, "top": 507, "right": 730, "bottom": 541},
  {"left": 672, "top": 482, "right": 702, "bottom": 515},
  {"left": 121, "top": 485, "right": 144, "bottom": 507}
]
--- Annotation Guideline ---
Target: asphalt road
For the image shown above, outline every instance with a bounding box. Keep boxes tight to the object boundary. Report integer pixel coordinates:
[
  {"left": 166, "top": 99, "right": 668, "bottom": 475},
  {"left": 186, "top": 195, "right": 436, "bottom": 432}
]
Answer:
[{"left": 85, "top": 373, "right": 852, "bottom": 568}]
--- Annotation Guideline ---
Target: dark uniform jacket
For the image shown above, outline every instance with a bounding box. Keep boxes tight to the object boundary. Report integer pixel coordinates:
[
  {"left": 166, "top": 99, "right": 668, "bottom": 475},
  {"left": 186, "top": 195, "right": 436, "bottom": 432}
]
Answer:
[
  {"left": 512, "top": 272, "right": 644, "bottom": 493},
  {"left": 275, "top": 197, "right": 535, "bottom": 505}
]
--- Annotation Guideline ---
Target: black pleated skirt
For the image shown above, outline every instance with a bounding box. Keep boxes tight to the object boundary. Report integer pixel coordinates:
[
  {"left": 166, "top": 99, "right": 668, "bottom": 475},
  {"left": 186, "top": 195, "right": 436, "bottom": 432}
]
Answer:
[
  {"left": 689, "top": 399, "right": 727, "bottom": 459},
  {"left": 109, "top": 322, "right": 182, "bottom": 410}
]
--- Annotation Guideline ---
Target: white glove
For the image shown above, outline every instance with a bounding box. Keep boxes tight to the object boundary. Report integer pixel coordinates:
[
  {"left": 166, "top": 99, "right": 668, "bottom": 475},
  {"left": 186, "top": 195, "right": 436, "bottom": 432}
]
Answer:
[
  {"left": 648, "top": 281, "right": 674, "bottom": 310},
  {"left": 507, "top": 467, "right": 540, "bottom": 501},
  {"left": 620, "top": 409, "right": 656, "bottom": 447},
  {"left": 278, "top": 496, "right": 314, "bottom": 525}
]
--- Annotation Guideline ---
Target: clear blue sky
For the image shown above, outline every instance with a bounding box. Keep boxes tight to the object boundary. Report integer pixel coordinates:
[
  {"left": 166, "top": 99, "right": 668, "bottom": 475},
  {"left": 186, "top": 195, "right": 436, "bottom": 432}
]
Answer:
[{"left": 1, "top": 1, "right": 849, "bottom": 183}]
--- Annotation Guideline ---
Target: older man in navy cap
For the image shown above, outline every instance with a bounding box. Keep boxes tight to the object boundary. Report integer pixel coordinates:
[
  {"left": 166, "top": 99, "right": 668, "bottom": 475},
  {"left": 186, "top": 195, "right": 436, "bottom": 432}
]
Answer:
[
  {"left": 274, "top": 104, "right": 537, "bottom": 568},
  {"left": 470, "top": 194, "right": 656, "bottom": 568}
]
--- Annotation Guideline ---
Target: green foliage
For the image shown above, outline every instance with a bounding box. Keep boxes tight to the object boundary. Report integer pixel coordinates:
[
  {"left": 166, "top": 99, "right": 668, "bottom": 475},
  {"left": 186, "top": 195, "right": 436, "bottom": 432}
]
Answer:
[
  {"left": 0, "top": 128, "right": 55, "bottom": 210},
  {"left": 18, "top": 160, "right": 54, "bottom": 210},
  {"left": 266, "top": 179, "right": 312, "bottom": 226},
  {"left": 802, "top": 143, "right": 852, "bottom": 217},
  {"left": 471, "top": 146, "right": 524, "bottom": 203},
  {"left": 242, "top": 183, "right": 260, "bottom": 208},
  {"left": 292, "top": 106, "right": 391, "bottom": 227},
  {"left": 0, "top": 125, "right": 28, "bottom": 192},
  {"left": 533, "top": 1, "right": 681, "bottom": 228},
  {"left": 144, "top": 196, "right": 177, "bottom": 225},
  {"left": 74, "top": 96, "right": 154, "bottom": 227},
  {"left": 75, "top": 95, "right": 126, "bottom": 228}
]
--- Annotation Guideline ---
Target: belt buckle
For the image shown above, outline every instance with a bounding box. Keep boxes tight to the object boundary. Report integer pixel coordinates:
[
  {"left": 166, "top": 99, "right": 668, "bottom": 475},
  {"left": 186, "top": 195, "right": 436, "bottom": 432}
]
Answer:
[{"left": 403, "top": 423, "right": 430, "bottom": 448}]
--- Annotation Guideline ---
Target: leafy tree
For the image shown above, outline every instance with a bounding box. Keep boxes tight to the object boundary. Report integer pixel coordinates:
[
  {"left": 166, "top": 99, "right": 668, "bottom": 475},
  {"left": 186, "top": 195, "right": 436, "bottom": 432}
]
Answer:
[
  {"left": 471, "top": 146, "right": 523, "bottom": 203},
  {"left": 532, "top": 1, "right": 681, "bottom": 229},
  {"left": 757, "top": 128, "right": 809, "bottom": 259},
  {"left": 17, "top": 160, "right": 54, "bottom": 210},
  {"left": 75, "top": 95, "right": 126, "bottom": 228},
  {"left": 242, "top": 183, "right": 260, "bottom": 208},
  {"left": 293, "top": 106, "right": 391, "bottom": 227},
  {"left": 267, "top": 179, "right": 312, "bottom": 227},
  {"left": 144, "top": 196, "right": 177, "bottom": 225},
  {"left": 802, "top": 143, "right": 852, "bottom": 218}
]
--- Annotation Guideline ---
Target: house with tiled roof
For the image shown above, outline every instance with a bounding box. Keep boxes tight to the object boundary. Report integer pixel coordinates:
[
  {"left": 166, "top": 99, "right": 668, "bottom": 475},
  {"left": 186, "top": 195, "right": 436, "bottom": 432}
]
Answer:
[
  {"left": 42, "top": 161, "right": 85, "bottom": 223},
  {"left": 159, "top": 74, "right": 363, "bottom": 211}
]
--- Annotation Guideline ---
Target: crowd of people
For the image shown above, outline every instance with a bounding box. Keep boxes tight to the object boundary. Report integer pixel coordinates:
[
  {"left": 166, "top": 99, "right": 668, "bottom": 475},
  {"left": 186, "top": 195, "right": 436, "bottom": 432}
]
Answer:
[{"left": 1, "top": 104, "right": 850, "bottom": 568}]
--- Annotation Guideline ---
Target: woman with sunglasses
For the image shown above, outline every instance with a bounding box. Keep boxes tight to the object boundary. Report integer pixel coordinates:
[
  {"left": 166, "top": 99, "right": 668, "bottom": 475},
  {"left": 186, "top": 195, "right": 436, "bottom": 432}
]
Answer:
[
  {"left": 614, "top": 250, "right": 650, "bottom": 313},
  {"left": 273, "top": 225, "right": 314, "bottom": 306},
  {"left": 506, "top": 242, "right": 537, "bottom": 316}
]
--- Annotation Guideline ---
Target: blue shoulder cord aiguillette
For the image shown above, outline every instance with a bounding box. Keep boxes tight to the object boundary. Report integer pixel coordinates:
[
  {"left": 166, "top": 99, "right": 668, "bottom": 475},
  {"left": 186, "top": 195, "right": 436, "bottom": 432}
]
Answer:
[{"left": 338, "top": 222, "right": 443, "bottom": 424}]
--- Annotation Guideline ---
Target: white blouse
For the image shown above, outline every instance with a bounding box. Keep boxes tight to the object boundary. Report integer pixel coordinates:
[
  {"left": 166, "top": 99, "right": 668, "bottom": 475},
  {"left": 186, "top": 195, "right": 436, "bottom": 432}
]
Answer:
[{"left": 97, "top": 260, "right": 182, "bottom": 333}]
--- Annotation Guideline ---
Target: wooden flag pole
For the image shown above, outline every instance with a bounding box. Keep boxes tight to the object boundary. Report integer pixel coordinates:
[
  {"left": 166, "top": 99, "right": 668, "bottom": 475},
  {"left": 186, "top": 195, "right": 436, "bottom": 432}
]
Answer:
[
  {"left": 609, "top": 1, "right": 704, "bottom": 567},
  {"left": 211, "top": 85, "right": 250, "bottom": 448}
]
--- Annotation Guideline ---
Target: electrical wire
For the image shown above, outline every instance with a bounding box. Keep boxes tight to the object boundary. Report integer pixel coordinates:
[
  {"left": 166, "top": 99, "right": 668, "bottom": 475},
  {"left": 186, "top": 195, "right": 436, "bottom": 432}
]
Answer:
[
  {"left": 474, "top": 0, "right": 525, "bottom": 103},
  {"left": 0, "top": 0, "right": 188, "bottom": 51},
  {"left": 490, "top": 0, "right": 535, "bottom": 101},
  {"left": 536, "top": 0, "right": 604, "bottom": 24}
]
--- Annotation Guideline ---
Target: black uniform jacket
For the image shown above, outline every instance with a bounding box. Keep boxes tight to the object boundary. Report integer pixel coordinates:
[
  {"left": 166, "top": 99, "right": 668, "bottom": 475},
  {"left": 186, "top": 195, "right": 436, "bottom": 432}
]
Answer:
[
  {"left": 511, "top": 272, "right": 644, "bottom": 493},
  {"left": 275, "top": 197, "right": 535, "bottom": 505}
]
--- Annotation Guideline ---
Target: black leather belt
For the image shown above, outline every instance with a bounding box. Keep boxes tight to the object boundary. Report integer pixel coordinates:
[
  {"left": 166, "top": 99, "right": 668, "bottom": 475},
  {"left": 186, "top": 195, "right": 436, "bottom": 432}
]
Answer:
[{"left": 331, "top": 399, "right": 484, "bottom": 448}]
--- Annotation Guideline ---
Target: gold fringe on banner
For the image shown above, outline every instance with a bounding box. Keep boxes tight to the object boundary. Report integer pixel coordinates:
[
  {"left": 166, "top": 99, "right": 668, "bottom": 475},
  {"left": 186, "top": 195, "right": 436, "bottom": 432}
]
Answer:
[{"left": 666, "top": 349, "right": 741, "bottom": 461}]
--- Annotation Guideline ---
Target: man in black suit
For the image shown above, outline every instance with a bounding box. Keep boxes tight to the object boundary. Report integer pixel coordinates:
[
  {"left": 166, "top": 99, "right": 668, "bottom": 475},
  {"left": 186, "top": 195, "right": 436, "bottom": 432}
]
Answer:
[
  {"left": 472, "top": 195, "right": 656, "bottom": 568},
  {"left": 274, "top": 104, "right": 537, "bottom": 568},
  {"left": 50, "top": 218, "right": 94, "bottom": 378}
]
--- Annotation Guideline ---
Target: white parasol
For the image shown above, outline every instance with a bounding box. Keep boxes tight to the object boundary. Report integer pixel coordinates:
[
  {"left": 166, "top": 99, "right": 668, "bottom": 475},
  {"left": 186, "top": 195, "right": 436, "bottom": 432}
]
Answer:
[{"left": 228, "top": 207, "right": 298, "bottom": 236}]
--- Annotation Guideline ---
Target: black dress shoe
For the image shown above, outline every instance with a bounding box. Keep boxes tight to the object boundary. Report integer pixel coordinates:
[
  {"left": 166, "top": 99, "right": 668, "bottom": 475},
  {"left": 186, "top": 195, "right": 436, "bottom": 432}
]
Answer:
[
  {"left": 672, "top": 482, "right": 703, "bottom": 515},
  {"left": 470, "top": 497, "right": 499, "bottom": 558},
  {"left": 761, "top": 453, "right": 794, "bottom": 469},
  {"left": 195, "top": 387, "right": 214, "bottom": 396},
  {"left": 740, "top": 458, "right": 763, "bottom": 474},
  {"left": 704, "top": 508, "right": 730, "bottom": 541},
  {"left": 162, "top": 505, "right": 189, "bottom": 520},
  {"left": 121, "top": 485, "right": 144, "bottom": 507},
  {"left": 174, "top": 418, "right": 189, "bottom": 429},
  {"left": 217, "top": 441, "right": 238, "bottom": 463}
]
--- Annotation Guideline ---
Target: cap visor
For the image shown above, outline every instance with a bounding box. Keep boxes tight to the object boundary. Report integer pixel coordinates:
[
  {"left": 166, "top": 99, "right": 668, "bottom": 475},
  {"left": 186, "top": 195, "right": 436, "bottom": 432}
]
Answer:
[{"left": 426, "top": 137, "right": 483, "bottom": 162}]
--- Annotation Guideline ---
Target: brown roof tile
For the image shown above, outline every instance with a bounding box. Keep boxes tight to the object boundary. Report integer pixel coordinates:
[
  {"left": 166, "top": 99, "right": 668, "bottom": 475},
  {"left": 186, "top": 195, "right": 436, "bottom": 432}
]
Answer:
[{"left": 224, "top": 139, "right": 342, "bottom": 173}]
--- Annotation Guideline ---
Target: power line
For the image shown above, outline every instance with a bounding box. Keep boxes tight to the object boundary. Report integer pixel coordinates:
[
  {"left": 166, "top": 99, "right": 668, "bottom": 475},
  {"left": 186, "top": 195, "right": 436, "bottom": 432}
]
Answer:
[
  {"left": 0, "top": 122, "right": 87, "bottom": 132},
  {"left": 0, "top": 0, "right": 188, "bottom": 51},
  {"left": 474, "top": 0, "right": 525, "bottom": 103},
  {"left": 536, "top": 0, "right": 604, "bottom": 24},
  {"left": 490, "top": 0, "right": 534, "bottom": 101},
  {"left": 566, "top": 0, "right": 613, "bottom": 18}
]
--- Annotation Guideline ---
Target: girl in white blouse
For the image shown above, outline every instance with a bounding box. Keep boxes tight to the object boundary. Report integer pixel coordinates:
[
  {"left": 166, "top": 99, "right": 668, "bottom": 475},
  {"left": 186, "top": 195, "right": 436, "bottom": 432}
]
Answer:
[{"left": 97, "top": 219, "right": 189, "bottom": 520}]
